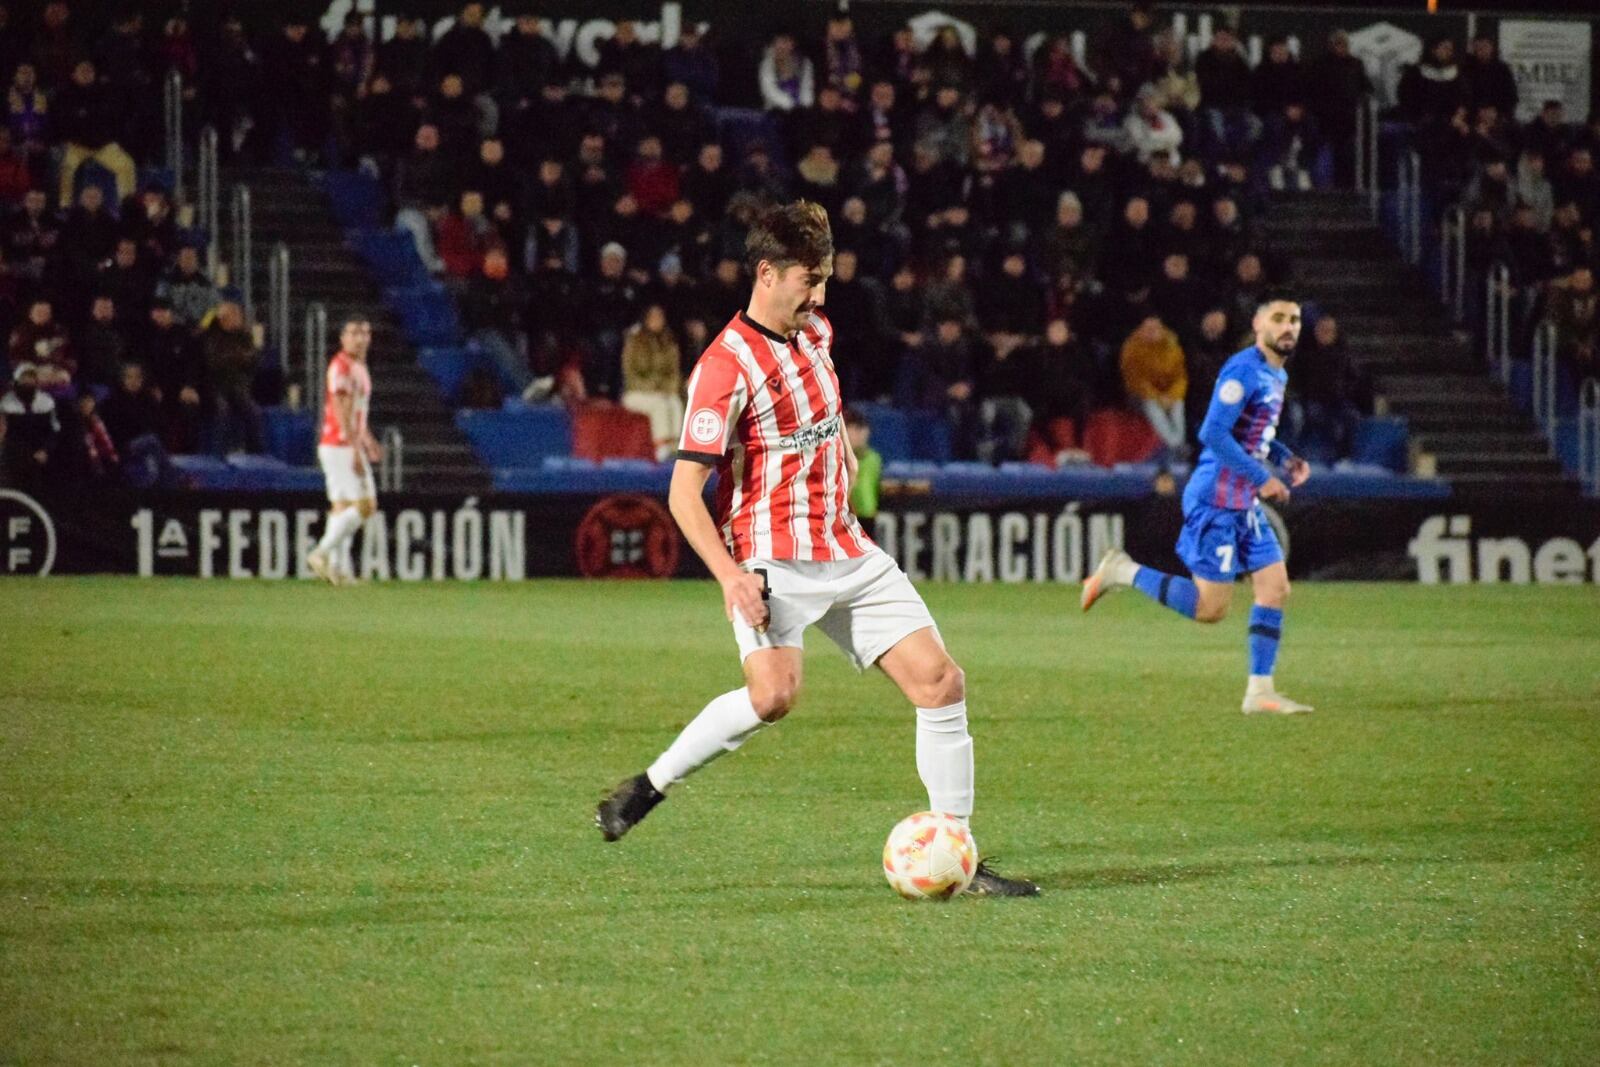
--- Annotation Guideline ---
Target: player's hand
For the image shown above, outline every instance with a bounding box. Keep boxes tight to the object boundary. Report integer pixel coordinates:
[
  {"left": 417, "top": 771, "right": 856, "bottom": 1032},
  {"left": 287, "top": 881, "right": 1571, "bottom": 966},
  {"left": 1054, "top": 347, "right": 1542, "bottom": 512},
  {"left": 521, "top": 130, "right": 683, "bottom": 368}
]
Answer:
[
  {"left": 352, "top": 453, "right": 367, "bottom": 477},
  {"left": 1259, "top": 475, "right": 1290, "bottom": 502},
  {"left": 363, "top": 437, "right": 384, "bottom": 463},
  {"left": 1286, "top": 456, "right": 1311, "bottom": 488},
  {"left": 721, "top": 571, "right": 769, "bottom": 633}
]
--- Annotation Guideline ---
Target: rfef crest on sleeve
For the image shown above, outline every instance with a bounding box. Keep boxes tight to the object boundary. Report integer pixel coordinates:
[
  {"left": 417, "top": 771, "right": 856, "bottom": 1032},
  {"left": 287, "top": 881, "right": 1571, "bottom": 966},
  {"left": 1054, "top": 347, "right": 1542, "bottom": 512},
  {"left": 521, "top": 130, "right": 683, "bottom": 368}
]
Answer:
[
  {"left": 1218, "top": 379, "right": 1245, "bottom": 404},
  {"left": 689, "top": 408, "right": 723, "bottom": 445}
]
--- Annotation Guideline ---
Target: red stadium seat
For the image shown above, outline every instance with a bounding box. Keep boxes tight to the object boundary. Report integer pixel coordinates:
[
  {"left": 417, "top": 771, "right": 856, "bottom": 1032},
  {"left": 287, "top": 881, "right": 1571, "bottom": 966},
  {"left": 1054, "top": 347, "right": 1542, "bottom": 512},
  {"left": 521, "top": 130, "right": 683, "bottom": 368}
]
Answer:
[
  {"left": 571, "top": 405, "right": 655, "bottom": 462},
  {"left": 1082, "top": 409, "right": 1162, "bottom": 467},
  {"left": 1024, "top": 417, "right": 1078, "bottom": 467}
]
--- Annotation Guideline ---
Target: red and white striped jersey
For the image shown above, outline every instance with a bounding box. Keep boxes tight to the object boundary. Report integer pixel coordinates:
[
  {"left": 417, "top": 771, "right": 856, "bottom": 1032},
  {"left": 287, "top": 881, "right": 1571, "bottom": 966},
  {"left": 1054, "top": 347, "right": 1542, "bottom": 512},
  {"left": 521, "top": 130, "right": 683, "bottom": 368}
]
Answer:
[
  {"left": 320, "top": 352, "right": 371, "bottom": 447},
  {"left": 678, "top": 309, "right": 873, "bottom": 564}
]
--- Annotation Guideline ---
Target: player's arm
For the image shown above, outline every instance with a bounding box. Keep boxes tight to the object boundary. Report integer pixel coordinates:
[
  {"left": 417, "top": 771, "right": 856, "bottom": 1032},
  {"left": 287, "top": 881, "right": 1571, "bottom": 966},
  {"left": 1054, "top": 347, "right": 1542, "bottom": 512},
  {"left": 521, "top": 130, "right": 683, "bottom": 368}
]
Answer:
[
  {"left": 1267, "top": 438, "right": 1310, "bottom": 487},
  {"left": 1198, "top": 377, "right": 1288, "bottom": 500},
  {"left": 673, "top": 349, "right": 766, "bottom": 629},
  {"left": 842, "top": 432, "right": 858, "bottom": 491},
  {"left": 669, "top": 459, "right": 767, "bottom": 630}
]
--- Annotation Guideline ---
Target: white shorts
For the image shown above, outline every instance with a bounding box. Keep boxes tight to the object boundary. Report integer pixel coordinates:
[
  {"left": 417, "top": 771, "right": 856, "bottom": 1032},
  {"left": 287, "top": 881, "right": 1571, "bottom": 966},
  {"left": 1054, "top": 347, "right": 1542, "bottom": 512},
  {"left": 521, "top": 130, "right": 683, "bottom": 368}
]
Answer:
[
  {"left": 733, "top": 548, "right": 938, "bottom": 671},
  {"left": 318, "top": 445, "right": 377, "bottom": 504}
]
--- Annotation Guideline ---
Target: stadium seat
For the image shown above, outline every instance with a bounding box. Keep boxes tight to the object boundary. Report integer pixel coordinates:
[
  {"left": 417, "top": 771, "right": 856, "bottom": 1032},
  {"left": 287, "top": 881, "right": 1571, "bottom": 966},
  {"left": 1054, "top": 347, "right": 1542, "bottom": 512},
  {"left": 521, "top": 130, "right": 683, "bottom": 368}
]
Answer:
[
  {"left": 456, "top": 407, "right": 573, "bottom": 467},
  {"left": 261, "top": 407, "right": 316, "bottom": 466},
  {"left": 1351, "top": 416, "right": 1410, "bottom": 471},
  {"left": 571, "top": 405, "right": 653, "bottom": 461},
  {"left": 1082, "top": 409, "right": 1162, "bottom": 467},
  {"left": 168, "top": 454, "right": 235, "bottom": 489},
  {"left": 853, "top": 402, "right": 911, "bottom": 463},
  {"left": 353, "top": 232, "right": 430, "bottom": 288},
  {"left": 416, "top": 346, "right": 474, "bottom": 401},
  {"left": 909, "top": 416, "right": 952, "bottom": 463},
  {"left": 320, "top": 171, "right": 384, "bottom": 230}
]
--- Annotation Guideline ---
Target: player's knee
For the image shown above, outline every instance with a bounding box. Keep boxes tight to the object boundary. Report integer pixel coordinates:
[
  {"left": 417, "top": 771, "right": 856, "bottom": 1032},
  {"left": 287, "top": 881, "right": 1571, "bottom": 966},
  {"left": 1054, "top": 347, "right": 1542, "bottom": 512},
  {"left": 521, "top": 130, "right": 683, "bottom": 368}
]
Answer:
[
  {"left": 908, "top": 660, "right": 964, "bottom": 708},
  {"left": 1256, "top": 581, "right": 1289, "bottom": 609},
  {"left": 1194, "top": 599, "right": 1230, "bottom": 624},
  {"left": 356, "top": 499, "right": 377, "bottom": 519},
  {"left": 748, "top": 678, "right": 799, "bottom": 722}
]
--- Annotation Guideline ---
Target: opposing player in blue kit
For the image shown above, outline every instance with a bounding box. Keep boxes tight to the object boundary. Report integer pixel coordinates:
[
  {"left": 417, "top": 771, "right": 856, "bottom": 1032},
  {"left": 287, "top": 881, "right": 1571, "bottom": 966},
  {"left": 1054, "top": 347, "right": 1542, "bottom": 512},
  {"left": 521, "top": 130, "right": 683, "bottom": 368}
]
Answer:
[{"left": 1082, "top": 290, "right": 1314, "bottom": 715}]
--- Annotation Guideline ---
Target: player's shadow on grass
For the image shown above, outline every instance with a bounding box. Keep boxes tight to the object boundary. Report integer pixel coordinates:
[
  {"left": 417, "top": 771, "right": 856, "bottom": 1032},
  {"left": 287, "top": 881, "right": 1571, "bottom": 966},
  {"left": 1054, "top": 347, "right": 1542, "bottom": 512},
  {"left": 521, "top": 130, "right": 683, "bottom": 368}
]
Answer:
[{"left": 1038, "top": 851, "right": 1407, "bottom": 891}]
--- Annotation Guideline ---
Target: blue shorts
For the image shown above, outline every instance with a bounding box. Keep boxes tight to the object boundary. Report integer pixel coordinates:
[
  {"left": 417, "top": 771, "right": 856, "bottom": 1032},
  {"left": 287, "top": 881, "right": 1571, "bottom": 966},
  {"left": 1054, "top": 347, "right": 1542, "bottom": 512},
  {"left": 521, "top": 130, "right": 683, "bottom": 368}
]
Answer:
[{"left": 1176, "top": 503, "right": 1284, "bottom": 582}]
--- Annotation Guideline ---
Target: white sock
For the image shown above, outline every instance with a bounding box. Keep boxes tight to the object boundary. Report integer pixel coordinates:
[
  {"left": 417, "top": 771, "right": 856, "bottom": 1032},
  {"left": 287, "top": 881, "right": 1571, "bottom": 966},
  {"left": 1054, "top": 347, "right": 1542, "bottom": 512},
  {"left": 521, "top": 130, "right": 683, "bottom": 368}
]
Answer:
[
  {"left": 1111, "top": 554, "right": 1140, "bottom": 585},
  {"left": 315, "top": 509, "right": 364, "bottom": 557},
  {"left": 647, "top": 687, "right": 766, "bottom": 792},
  {"left": 1247, "top": 674, "right": 1274, "bottom": 695},
  {"left": 916, "top": 701, "right": 974, "bottom": 821}
]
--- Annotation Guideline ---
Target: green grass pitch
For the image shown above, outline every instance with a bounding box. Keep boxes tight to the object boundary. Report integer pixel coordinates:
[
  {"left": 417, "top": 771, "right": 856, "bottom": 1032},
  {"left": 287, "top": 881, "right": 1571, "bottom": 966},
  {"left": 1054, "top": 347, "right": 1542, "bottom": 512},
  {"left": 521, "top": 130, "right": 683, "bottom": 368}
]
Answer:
[{"left": 2, "top": 578, "right": 1597, "bottom": 1064}]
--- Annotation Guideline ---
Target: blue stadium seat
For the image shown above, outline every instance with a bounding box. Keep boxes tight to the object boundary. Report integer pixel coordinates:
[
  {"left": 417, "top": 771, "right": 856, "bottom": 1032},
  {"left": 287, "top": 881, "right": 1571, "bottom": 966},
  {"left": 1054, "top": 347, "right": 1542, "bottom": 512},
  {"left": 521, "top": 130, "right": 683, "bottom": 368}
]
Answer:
[
  {"left": 852, "top": 402, "right": 911, "bottom": 463},
  {"left": 416, "top": 346, "right": 473, "bottom": 401},
  {"left": 261, "top": 407, "right": 316, "bottom": 466},
  {"left": 456, "top": 408, "right": 573, "bottom": 467},
  {"left": 354, "top": 231, "right": 429, "bottom": 287},
  {"left": 1351, "top": 416, "right": 1410, "bottom": 471},
  {"left": 168, "top": 454, "right": 236, "bottom": 489},
  {"left": 909, "top": 416, "right": 952, "bottom": 463},
  {"left": 320, "top": 171, "right": 384, "bottom": 229}
]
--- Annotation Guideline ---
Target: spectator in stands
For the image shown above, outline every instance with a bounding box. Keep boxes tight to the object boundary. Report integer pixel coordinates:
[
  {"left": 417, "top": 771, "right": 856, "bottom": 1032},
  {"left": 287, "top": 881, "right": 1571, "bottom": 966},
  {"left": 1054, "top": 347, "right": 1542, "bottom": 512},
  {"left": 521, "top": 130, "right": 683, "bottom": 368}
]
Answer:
[
  {"left": 157, "top": 244, "right": 218, "bottom": 328},
  {"left": 1036, "top": 191, "right": 1098, "bottom": 282},
  {"left": 496, "top": 14, "right": 560, "bottom": 114},
  {"left": 581, "top": 242, "right": 640, "bottom": 400},
  {"left": 0, "top": 128, "right": 30, "bottom": 205},
  {"left": 76, "top": 295, "right": 125, "bottom": 388},
  {"left": 1258, "top": 95, "right": 1319, "bottom": 192},
  {"left": 1549, "top": 266, "right": 1598, "bottom": 376},
  {"left": 32, "top": 2, "right": 79, "bottom": 88},
  {"left": 140, "top": 298, "right": 202, "bottom": 452},
  {"left": 1153, "top": 253, "right": 1207, "bottom": 332},
  {"left": 619, "top": 303, "right": 683, "bottom": 462},
  {"left": 0, "top": 363, "right": 58, "bottom": 489},
  {"left": 1291, "top": 313, "right": 1366, "bottom": 456},
  {"left": 1031, "top": 318, "right": 1095, "bottom": 458},
  {"left": 1465, "top": 155, "right": 1517, "bottom": 221},
  {"left": 596, "top": 20, "right": 662, "bottom": 105},
  {"left": 6, "top": 63, "right": 49, "bottom": 171},
  {"left": 760, "top": 34, "right": 815, "bottom": 112},
  {"left": 1398, "top": 37, "right": 1467, "bottom": 128},
  {"left": 393, "top": 124, "right": 455, "bottom": 271},
  {"left": 1306, "top": 31, "right": 1371, "bottom": 188},
  {"left": 462, "top": 247, "right": 531, "bottom": 398},
  {"left": 435, "top": 189, "right": 496, "bottom": 281},
  {"left": 1462, "top": 34, "right": 1518, "bottom": 121},
  {"left": 69, "top": 388, "right": 118, "bottom": 482},
  {"left": 59, "top": 182, "right": 116, "bottom": 299},
  {"left": 822, "top": 14, "right": 864, "bottom": 98},
  {"left": 662, "top": 23, "right": 719, "bottom": 104},
  {"left": 1522, "top": 101, "right": 1571, "bottom": 168},
  {"left": 1514, "top": 150, "right": 1555, "bottom": 231},
  {"left": 975, "top": 332, "right": 1035, "bottom": 464},
  {"left": 98, "top": 360, "right": 162, "bottom": 459},
  {"left": 202, "top": 16, "right": 260, "bottom": 159},
  {"left": 903, "top": 315, "right": 976, "bottom": 452},
  {"left": 199, "top": 296, "right": 263, "bottom": 455},
  {"left": 627, "top": 135, "right": 680, "bottom": 216},
  {"left": 1120, "top": 314, "right": 1187, "bottom": 462},
  {"left": 1125, "top": 85, "right": 1183, "bottom": 166},
  {"left": 1195, "top": 26, "right": 1258, "bottom": 159},
  {"left": 1554, "top": 148, "right": 1599, "bottom": 223},
  {"left": 1185, "top": 307, "right": 1238, "bottom": 436},
  {"left": 54, "top": 59, "right": 136, "bottom": 209},
  {"left": 434, "top": 3, "right": 496, "bottom": 97},
  {"left": 260, "top": 18, "right": 331, "bottom": 165},
  {"left": 976, "top": 31, "right": 1029, "bottom": 111},
  {"left": 818, "top": 248, "right": 886, "bottom": 397},
  {"left": 978, "top": 250, "right": 1045, "bottom": 338},
  {"left": 375, "top": 15, "right": 428, "bottom": 100},
  {"left": 651, "top": 83, "right": 713, "bottom": 168},
  {"left": 9, "top": 298, "right": 72, "bottom": 392}
]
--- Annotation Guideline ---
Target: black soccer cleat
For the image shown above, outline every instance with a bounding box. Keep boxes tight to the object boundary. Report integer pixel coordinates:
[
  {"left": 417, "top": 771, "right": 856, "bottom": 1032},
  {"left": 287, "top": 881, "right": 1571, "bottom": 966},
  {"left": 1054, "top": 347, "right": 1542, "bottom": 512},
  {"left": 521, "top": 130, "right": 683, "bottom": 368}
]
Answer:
[
  {"left": 595, "top": 773, "right": 665, "bottom": 841},
  {"left": 967, "top": 858, "right": 1041, "bottom": 897}
]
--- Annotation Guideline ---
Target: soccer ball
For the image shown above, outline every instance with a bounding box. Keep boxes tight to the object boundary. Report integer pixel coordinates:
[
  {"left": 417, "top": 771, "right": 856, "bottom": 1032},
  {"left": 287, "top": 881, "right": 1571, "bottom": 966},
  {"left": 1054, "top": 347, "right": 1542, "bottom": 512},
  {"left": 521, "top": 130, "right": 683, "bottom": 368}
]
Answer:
[{"left": 882, "top": 811, "right": 978, "bottom": 900}]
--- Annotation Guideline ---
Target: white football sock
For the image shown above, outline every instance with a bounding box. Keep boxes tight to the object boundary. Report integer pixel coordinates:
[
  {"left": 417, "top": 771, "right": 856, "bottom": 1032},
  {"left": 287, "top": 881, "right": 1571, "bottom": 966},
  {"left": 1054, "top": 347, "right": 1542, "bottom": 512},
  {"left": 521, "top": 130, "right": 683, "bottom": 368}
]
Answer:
[
  {"left": 647, "top": 687, "right": 766, "bottom": 792},
  {"left": 1247, "top": 674, "right": 1274, "bottom": 695},
  {"left": 916, "top": 701, "right": 974, "bottom": 821},
  {"left": 314, "top": 508, "right": 364, "bottom": 557},
  {"left": 1112, "top": 554, "right": 1140, "bottom": 585}
]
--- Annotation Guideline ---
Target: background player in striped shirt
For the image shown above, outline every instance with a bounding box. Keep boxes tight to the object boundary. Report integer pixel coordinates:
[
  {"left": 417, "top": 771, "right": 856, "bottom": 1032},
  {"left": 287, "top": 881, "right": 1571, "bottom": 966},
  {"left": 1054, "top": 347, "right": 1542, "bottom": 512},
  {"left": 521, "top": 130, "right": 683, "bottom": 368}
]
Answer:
[
  {"left": 596, "top": 201, "right": 1037, "bottom": 896},
  {"left": 1082, "top": 291, "right": 1314, "bottom": 715},
  {"left": 307, "top": 316, "right": 381, "bottom": 585}
]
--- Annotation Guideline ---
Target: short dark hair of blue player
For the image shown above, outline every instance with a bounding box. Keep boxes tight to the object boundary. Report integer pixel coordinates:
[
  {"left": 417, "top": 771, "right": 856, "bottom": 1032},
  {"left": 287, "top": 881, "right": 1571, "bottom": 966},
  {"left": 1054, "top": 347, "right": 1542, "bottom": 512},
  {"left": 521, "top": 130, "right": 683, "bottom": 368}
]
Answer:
[{"left": 1255, "top": 288, "right": 1299, "bottom": 312}]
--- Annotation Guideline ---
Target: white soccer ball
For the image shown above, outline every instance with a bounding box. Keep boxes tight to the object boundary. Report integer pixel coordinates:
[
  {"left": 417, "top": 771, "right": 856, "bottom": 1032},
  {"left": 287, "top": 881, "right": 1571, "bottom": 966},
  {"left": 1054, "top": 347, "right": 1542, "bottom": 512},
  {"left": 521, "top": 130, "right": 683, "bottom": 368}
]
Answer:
[{"left": 882, "top": 811, "right": 978, "bottom": 900}]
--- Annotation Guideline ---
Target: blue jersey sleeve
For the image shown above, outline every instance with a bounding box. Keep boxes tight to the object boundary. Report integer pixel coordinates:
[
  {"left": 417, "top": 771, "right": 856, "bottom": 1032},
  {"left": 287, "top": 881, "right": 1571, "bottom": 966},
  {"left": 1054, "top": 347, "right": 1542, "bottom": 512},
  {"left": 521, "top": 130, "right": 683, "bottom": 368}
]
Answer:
[
  {"left": 1266, "top": 438, "right": 1295, "bottom": 466},
  {"left": 1198, "top": 374, "right": 1274, "bottom": 488}
]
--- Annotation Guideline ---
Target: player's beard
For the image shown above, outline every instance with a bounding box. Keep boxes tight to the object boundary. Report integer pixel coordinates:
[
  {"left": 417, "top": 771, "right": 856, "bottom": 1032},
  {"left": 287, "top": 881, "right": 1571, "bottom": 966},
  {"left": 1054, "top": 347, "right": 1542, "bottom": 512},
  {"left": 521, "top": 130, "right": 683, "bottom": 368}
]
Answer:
[{"left": 1267, "top": 333, "right": 1297, "bottom": 360}]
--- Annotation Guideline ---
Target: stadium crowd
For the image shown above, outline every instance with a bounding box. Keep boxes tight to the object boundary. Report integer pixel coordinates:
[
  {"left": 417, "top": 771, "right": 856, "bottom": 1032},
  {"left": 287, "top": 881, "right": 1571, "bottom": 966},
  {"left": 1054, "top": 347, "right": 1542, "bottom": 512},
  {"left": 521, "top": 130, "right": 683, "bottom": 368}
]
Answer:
[{"left": 0, "top": 1, "right": 1592, "bottom": 488}]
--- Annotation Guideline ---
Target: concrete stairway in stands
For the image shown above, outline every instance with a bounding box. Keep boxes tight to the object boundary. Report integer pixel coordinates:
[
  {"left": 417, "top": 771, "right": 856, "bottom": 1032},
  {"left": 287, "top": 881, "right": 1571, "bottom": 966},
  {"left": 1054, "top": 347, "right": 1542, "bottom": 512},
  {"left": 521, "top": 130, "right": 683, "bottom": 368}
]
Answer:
[
  {"left": 1263, "top": 190, "right": 1575, "bottom": 495},
  {"left": 229, "top": 166, "right": 489, "bottom": 493}
]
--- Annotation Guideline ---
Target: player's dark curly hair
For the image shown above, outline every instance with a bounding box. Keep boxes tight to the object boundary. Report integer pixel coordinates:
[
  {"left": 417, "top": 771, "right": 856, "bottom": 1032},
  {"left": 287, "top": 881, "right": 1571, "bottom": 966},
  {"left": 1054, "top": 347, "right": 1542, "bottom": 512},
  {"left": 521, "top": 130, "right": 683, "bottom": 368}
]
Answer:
[
  {"left": 745, "top": 200, "right": 834, "bottom": 274},
  {"left": 1255, "top": 287, "right": 1300, "bottom": 311}
]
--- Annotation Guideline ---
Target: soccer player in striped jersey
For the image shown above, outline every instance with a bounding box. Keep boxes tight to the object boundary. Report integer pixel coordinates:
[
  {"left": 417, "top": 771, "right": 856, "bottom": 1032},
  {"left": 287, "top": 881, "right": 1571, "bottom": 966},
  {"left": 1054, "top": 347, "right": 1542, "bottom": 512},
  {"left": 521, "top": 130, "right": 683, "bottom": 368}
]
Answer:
[
  {"left": 307, "top": 316, "right": 381, "bottom": 585},
  {"left": 1082, "top": 291, "right": 1314, "bottom": 715},
  {"left": 596, "top": 201, "right": 1036, "bottom": 896}
]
